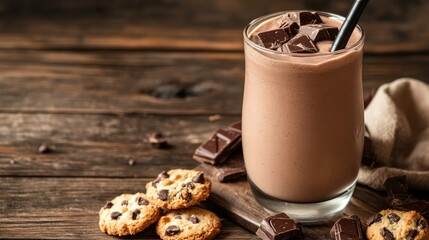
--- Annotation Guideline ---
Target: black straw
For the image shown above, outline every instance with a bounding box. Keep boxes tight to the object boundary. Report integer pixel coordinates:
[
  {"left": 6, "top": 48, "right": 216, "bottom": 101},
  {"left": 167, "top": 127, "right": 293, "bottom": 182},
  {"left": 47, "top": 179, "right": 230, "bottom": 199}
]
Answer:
[{"left": 330, "top": 0, "right": 369, "bottom": 52}]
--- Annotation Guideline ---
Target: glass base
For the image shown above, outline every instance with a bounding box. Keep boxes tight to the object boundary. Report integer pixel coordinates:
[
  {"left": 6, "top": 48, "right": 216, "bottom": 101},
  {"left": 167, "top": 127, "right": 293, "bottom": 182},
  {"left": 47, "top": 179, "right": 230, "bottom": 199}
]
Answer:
[{"left": 249, "top": 179, "right": 356, "bottom": 224}]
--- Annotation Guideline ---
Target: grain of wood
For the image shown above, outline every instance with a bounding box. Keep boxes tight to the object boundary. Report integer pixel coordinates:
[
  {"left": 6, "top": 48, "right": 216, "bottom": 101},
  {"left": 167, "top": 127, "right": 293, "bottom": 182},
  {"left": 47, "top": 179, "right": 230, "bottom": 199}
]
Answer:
[
  {"left": 0, "top": 113, "right": 239, "bottom": 177},
  {"left": 0, "top": 0, "right": 428, "bottom": 53},
  {"left": 0, "top": 51, "right": 427, "bottom": 115}
]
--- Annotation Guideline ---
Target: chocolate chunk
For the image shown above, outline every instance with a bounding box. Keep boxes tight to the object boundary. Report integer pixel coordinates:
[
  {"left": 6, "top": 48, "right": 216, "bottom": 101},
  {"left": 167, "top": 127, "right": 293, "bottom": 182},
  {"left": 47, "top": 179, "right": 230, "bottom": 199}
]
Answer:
[
  {"left": 104, "top": 201, "right": 113, "bottom": 209},
  {"left": 387, "top": 193, "right": 413, "bottom": 207},
  {"left": 416, "top": 219, "right": 426, "bottom": 229},
  {"left": 381, "top": 227, "right": 394, "bottom": 240},
  {"left": 279, "top": 21, "right": 300, "bottom": 37},
  {"left": 283, "top": 11, "right": 323, "bottom": 26},
  {"left": 136, "top": 196, "right": 149, "bottom": 205},
  {"left": 387, "top": 213, "right": 400, "bottom": 223},
  {"left": 188, "top": 215, "right": 199, "bottom": 224},
  {"left": 196, "top": 149, "right": 246, "bottom": 182},
  {"left": 256, "top": 212, "right": 303, "bottom": 240},
  {"left": 192, "top": 172, "right": 205, "bottom": 184},
  {"left": 193, "top": 128, "right": 242, "bottom": 165},
  {"left": 121, "top": 200, "right": 128, "bottom": 206},
  {"left": 183, "top": 182, "right": 195, "bottom": 189},
  {"left": 299, "top": 24, "right": 339, "bottom": 42},
  {"left": 132, "top": 209, "right": 141, "bottom": 220},
  {"left": 252, "top": 28, "right": 292, "bottom": 50},
  {"left": 38, "top": 144, "right": 54, "bottom": 154},
  {"left": 111, "top": 211, "right": 122, "bottom": 220},
  {"left": 174, "top": 215, "right": 182, "bottom": 219},
  {"left": 165, "top": 225, "right": 180, "bottom": 236},
  {"left": 158, "top": 189, "right": 169, "bottom": 201},
  {"left": 181, "top": 188, "right": 192, "bottom": 202},
  {"left": 152, "top": 171, "right": 170, "bottom": 187},
  {"left": 330, "top": 215, "right": 364, "bottom": 240},
  {"left": 361, "top": 136, "right": 378, "bottom": 168},
  {"left": 228, "top": 120, "right": 242, "bottom": 134},
  {"left": 383, "top": 175, "right": 408, "bottom": 195},
  {"left": 149, "top": 132, "right": 168, "bottom": 149},
  {"left": 280, "top": 33, "right": 318, "bottom": 53},
  {"left": 406, "top": 229, "right": 418, "bottom": 240},
  {"left": 367, "top": 213, "right": 382, "bottom": 226}
]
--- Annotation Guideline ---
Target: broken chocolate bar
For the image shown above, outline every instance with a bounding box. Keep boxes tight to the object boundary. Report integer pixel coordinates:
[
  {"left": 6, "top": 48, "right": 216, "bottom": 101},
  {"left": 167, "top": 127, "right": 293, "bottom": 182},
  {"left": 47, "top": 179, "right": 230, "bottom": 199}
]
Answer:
[
  {"left": 283, "top": 11, "right": 323, "bottom": 26},
  {"left": 330, "top": 215, "right": 364, "bottom": 240},
  {"left": 299, "top": 24, "right": 339, "bottom": 42},
  {"left": 228, "top": 120, "right": 242, "bottom": 133},
  {"left": 256, "top": 212, "right": 303, "bottom": 240},
  {"left": 280, "top": 33, "right": 318, "bottom": 53},
  {"left": 197, "top": 148, "right": 246, "bottom": 182},
  {"left": 251, "top": 22, "right": 299, "bottom": 50},
  {"left": 193, "top": 128, "right": 241, "bottom": 165}
]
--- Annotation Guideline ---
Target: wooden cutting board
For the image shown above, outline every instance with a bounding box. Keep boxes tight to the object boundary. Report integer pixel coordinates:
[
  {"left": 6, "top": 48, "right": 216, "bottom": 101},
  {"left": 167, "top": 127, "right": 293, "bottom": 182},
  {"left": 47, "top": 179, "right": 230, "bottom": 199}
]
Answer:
[{"left": 195, "top": 165, "right": 389, "bottom": 239}]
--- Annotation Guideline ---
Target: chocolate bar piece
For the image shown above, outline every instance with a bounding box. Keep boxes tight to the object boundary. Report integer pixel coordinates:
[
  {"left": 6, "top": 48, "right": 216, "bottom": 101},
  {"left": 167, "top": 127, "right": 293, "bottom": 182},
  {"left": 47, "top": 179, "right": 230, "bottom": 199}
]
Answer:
[
  {"left": 280, "top": 33, "right": 318, "bottom": 53},
  {"left": 283, "top": 11, "right": 323, "bottom": 26},
  {"left": 228, "top": 120, "right": 242, "bottom": 133},
  {"left": 193, "top": 128, "right": 241, "bottom": 165},
  {"left": 299, "top": 24, "right": 339, "bottom": 42},
  {"left": 383, "top": 175, "right": 408, "bottom": 195},
  {"left": 361, "top": 136, "right": 377, "bottom": 168},
  {"left": 251, "top": 23, "right": 299, "bottom": 50},
  {"left": 256, "top": 213, "right": 303, "bottom": 240},
  {"left": 330, "top": 215, "right": 364, "bottom": 240},
  {"left": 197, "top": 148, "right": 246, "bottom": 182}
]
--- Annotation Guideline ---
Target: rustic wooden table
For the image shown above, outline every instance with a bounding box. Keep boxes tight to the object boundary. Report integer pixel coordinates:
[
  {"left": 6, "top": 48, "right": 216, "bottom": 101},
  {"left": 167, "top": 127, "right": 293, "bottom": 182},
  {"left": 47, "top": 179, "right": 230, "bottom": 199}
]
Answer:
[{"left": 0, "top": 1, "right": 428, "bottom": 239}]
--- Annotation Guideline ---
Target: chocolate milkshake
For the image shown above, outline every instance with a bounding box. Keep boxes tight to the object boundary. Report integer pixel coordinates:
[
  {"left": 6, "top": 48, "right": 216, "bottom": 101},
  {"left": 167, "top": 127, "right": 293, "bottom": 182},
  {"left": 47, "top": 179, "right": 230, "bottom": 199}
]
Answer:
[{"left": 242, "top": 11, "right": 364, "bottom": 222}]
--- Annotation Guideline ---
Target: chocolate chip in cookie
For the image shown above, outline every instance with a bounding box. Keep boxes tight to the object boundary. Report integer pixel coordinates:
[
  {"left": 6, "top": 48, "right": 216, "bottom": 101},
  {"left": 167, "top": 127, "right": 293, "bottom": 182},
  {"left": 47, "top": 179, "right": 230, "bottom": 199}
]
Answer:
[
  {"left": 189, "top": 215, "right": 199, "bottom": 224},
  {"left": 136, "top": 196, "right": 149, "bottom": 205},
  {"left": 381, "top": 227, "right": 394, "bottom": 240},
  {"left": 132, "top": 209, "right": 141, "bottom": 220},
  {"left": 367, "top": 213, "right": 382, "bottom": 226},
  {"left": 165, "top": 225, "right": 180, "bottom": 236},
  {"left": 158, "top": 189, "right": 169, "bottom": 201},
  {"left": 104, "top": 201, "right": 113, "bottom": 209},
  {"left": 387, "top": 213, "right": 400, "bottom": 224},
  {"left": 192, "top": 172, "right": 205, "bottom": 184},
  {"left": 111, "top": 211, "right": 122, "bottom": 220}
]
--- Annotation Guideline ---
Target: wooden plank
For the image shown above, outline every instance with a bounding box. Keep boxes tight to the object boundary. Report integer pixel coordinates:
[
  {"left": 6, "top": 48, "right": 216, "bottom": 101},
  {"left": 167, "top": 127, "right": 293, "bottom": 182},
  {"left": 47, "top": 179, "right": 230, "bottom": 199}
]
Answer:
[
  {"left": 197, "top": 165, "right": 391, "bottom": 239},
  {"left": 0, "top": 177, "right": 254, "bottom": 239},
  {"left": 0, "top": 113, "right": 239, "bottom": 178},
  {"left": 0, "top": 50, "right": 427, "bottom": 115},
  {"left": 0, "top": 0, "right": 428, "bottom": 53}
]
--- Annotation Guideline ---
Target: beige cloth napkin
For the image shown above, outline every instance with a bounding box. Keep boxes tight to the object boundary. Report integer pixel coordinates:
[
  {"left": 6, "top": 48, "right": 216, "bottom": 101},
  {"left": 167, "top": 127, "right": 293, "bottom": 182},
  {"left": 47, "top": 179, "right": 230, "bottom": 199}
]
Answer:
[{"left": 358, "top": 78, "right": 429, "bottom": 190}]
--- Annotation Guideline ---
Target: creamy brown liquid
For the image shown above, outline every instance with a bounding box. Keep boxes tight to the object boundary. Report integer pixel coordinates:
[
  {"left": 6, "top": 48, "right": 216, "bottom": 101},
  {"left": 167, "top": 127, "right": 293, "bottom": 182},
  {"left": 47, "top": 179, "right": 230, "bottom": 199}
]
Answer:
[{"left": 243, "top": 13, "right": 364, "bottom": 202}]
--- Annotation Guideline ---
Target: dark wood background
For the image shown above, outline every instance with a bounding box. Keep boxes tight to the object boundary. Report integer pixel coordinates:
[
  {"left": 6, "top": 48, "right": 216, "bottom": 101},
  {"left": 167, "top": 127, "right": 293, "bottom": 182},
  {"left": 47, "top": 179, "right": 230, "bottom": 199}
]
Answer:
[{"left": 0, "top": 0, "right": 428, "bottom": 239}]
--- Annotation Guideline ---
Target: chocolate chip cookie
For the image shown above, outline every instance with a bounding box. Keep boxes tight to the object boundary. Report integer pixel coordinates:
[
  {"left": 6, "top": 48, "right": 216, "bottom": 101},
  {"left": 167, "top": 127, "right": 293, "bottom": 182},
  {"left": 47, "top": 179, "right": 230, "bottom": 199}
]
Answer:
[
  {"left": 366, "top": 209, "right": 428, "bottom": 240},
  {"left": 99, "top": 192, "right": 161, "bottom": 236},
  {"left": 156, "top": 206, "right": 221, "bottom": 240},
  {"left": 146, "top": 169, "right": 211, "bottom": 210}
]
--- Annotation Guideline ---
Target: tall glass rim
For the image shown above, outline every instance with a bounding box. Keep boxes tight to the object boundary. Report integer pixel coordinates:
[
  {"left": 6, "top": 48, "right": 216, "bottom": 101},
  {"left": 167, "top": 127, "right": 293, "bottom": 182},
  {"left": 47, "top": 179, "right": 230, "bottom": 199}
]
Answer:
[{"left": 243, "top": 11, "right": 365, "bottom": 57}]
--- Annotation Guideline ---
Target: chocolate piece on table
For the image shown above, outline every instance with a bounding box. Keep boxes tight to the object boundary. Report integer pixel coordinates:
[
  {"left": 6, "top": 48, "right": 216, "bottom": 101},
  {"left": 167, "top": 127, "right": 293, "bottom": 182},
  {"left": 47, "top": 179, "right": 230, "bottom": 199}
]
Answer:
[
  {"left": 383, "top": 175, "right": 408, "bottom": 195},
  {"left": 193, "top": 128, "right": 241, "bottom": 165},
  {"left": 361, "top": 136, "right": 377, "bottom": 168},
  {"left": 280, "top": 33, "right": 319, "bottom": 53},
  {"left": 299, "top": 24, "right": 339, "bottom": 42},
  {"left": 330, "top": 215, "right": 364, "bottom": 240},
  {"left": 198, "top": 148, "right": 246, "bottom": 182},
  {"left": 256, "top": 212, "right": 303, "bottom": 240},
  {"left": 149, "top": 132, "right": 168, "bottom": 149},
  {"left": 228, "top": 120, "right": 242, "bottom": 133},
  {"left": 283, "top": 11, "right": 323, "bottom": 26}
]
